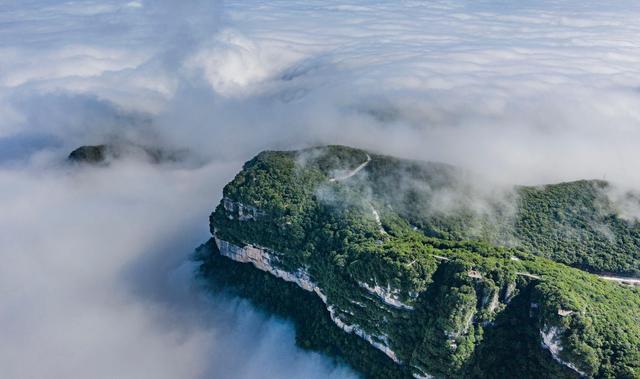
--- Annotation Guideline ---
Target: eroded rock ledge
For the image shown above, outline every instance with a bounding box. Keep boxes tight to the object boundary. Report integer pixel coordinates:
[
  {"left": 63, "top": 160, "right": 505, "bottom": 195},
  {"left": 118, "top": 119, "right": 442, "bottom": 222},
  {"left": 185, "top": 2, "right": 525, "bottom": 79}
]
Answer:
[
  {"left": 540, "top": 325, "right": 587, "bottom": 377},
  {"left": 357, "top": 281, "right": 414, "bottom": 310},
  {"left": 213, "top": 234, "right": 402, "bottom": 365}
]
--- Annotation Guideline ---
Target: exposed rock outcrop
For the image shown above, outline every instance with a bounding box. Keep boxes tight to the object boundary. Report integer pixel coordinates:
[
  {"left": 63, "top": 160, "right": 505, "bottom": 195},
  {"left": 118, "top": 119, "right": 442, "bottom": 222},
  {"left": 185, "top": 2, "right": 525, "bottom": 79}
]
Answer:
[
  {"left": 222, "top": 197, "right": 265, "bottom": 221},
  {"left": 540, "top": 325, "right": 586, "bottom": 377},
  {"left": 358, "top": 281, "right": 414, "bottom": 310},
  {"left": 213, "top": 234, "right": 402, "bottom": 364}
]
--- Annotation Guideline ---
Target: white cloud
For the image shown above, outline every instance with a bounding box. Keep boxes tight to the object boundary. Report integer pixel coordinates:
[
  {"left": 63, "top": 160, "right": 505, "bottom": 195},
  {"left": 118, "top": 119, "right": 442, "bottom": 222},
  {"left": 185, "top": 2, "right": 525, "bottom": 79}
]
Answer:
[
  {"left": 2, "top": 0, "right": 640, "bottom": 378},
  {"left": 126, "top": 1, "right": 143, "bottom": 9},
  {"left": 185, "top": 29, "right": 304, "bottom": 97},
  {"left": 0, "top": 159, "right": 357, "bottom": 379}
]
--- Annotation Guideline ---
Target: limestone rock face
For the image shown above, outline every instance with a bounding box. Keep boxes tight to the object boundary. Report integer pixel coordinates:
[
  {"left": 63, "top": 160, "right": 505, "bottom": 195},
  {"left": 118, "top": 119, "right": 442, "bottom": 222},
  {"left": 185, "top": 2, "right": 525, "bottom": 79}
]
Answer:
[
  {"left": 540, "top": 325, "right": 587, "bottom": 377},
  {"left": 222, "top": 197, "right": 265, "bottom": 221},
  {"left": 213, "top": 233, "right": 401, "bottom": 363},
  {"left": 357, "top": 281, "right": 415, "bottom": 310},
  {"left": 211, "top": 227, "right": 522, "bottom": 379}
]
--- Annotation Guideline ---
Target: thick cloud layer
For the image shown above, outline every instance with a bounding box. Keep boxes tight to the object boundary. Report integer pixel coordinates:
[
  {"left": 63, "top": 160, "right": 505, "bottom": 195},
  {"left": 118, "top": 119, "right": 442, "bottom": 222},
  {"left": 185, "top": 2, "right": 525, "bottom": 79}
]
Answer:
[
  {"left": 0, "top": 160, "right": 357, "bottom": 379},
  {"left": 2, "top": 1, "right": 640, "bottom": 378}
]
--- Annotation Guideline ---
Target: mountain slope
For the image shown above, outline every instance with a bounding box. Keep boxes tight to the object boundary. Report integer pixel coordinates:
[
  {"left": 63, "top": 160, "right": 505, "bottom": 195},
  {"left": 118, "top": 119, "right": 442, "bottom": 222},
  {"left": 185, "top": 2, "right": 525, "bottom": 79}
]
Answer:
[{"left": 198, "top": 145, "right": 640, "bottom": 378}]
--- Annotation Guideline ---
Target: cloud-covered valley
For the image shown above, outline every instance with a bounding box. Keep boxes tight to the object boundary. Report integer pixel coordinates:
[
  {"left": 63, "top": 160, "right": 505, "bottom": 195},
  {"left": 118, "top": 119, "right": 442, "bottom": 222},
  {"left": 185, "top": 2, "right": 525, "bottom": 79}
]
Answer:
[{"left": 2, "top": 1, "right": 640, "bottom": 378}]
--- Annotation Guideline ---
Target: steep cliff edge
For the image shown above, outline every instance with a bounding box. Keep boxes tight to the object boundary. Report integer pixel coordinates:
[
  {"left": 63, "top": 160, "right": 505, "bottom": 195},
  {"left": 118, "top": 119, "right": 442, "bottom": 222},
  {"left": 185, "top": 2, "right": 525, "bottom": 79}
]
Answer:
[{"left": 198, "top": 145, "right": 640, "bottom": 378}]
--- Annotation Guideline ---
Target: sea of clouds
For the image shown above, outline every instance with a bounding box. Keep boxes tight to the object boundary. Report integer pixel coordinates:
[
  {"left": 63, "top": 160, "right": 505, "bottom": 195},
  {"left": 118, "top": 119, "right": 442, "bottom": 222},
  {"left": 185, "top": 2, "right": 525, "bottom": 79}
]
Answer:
[{"left": 2, "top": 1, "right": 640, "bottom": 378}]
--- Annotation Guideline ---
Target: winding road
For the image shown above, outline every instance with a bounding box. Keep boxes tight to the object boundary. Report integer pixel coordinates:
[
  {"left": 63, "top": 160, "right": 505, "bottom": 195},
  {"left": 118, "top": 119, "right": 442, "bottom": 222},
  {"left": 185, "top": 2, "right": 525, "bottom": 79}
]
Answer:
[
  {"left": 369, "top": 204, "right": 387, "bottom": 235},
  {"left": 329, "top": 154, "right": 371, "bottom": 182},
  {"left": 599, "top": 275, "right": 640, "bottom": 286},
  {"left": 328, "top": 154, "right": 640, "bottom": 287},
  {"left": 328, "top": 154, "right": 387, "bottom": 235}
]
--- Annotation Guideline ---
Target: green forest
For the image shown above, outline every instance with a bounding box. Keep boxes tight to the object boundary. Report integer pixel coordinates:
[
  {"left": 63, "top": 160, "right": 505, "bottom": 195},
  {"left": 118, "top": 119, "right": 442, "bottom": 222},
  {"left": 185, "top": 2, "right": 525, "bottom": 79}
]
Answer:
[{"left": 200, "top": 145, "right": 640, "bottom": 379}]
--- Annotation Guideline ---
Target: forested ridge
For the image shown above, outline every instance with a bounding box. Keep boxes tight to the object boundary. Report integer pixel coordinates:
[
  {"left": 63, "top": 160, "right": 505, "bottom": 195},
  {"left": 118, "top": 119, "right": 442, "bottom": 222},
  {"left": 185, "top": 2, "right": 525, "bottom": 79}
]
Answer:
[{"left": 199, "top": 145, "right": 640, "bottom": 378}]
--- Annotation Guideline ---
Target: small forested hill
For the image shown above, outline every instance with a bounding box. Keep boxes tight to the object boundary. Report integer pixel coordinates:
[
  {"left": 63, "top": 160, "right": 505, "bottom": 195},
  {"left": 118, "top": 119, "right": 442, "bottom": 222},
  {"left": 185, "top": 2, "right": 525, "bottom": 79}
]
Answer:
[
  {"left": 199, "top": 145, "right": 640, "bottom": 379},
  {"left": 67, "top": 143, "right": 188, "bottom": 165}
]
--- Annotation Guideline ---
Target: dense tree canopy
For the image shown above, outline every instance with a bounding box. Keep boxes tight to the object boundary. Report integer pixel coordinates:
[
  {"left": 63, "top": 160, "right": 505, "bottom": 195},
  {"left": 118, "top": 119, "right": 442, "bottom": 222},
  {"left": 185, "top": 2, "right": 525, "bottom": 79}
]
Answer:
[{"left": 202, "top": 145, "right": 640, "bottom": 378}]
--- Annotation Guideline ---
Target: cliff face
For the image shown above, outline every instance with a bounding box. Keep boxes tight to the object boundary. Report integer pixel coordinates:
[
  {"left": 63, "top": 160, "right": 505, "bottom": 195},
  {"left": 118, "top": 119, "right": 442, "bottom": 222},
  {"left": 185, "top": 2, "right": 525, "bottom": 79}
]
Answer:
[
  {"left": 201, "top": 145, "right": 640, "bottom": 379},
  {"left": 214, "top": 234, "right": 403, "bottom": 363}
]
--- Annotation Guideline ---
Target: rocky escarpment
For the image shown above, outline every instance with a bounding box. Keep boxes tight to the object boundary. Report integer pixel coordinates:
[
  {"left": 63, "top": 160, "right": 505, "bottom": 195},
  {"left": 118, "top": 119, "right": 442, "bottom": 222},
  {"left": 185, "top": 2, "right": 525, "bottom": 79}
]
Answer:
[
  {"left": 221, "top": 197, "right": 265, "bottom": 221},
  {"left": 541, "top": 325, "right": 587, "bottom": 376},
  {"left": 213, "top": 233, "right": 402, "bottom": 362},
  {"left": 213, "top": 236, "right": 323, "bottom": 296},
  {"left": 200, "top": 146, "right": 640, "bottom": 379},
  {"left": 210, "top": 228, "right": 583, "bottom": 379}
]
